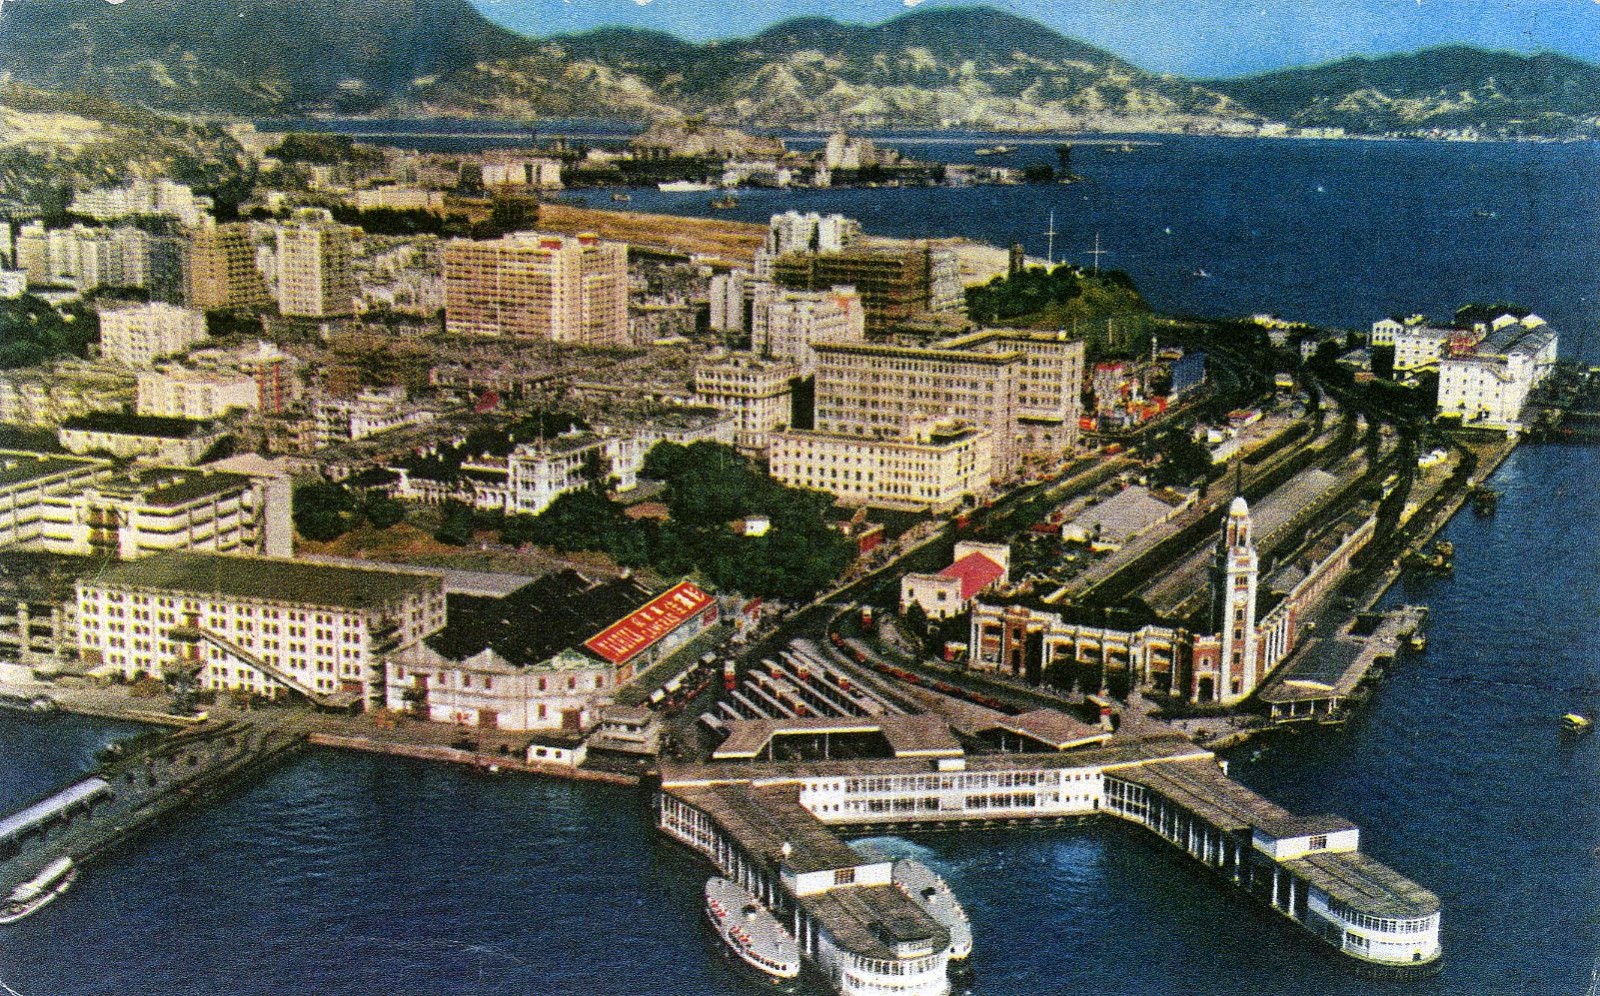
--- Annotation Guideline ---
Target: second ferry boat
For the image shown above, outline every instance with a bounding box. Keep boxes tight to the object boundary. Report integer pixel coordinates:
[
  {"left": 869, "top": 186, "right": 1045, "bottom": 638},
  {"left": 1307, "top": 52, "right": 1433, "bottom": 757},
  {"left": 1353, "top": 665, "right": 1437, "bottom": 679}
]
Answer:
[
  {"left": 705, "top": 876, "right": 802, "bottom": 982},
  {"left": 893, "top": 859, "right": 973, "bottom": 962}
]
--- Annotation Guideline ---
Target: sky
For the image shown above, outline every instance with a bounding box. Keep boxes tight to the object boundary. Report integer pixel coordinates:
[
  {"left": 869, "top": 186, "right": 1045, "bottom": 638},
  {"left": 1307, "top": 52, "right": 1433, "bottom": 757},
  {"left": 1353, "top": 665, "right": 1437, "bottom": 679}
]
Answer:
[{"left": 467, "top": 0, "right": 1600, "bottom": 77}]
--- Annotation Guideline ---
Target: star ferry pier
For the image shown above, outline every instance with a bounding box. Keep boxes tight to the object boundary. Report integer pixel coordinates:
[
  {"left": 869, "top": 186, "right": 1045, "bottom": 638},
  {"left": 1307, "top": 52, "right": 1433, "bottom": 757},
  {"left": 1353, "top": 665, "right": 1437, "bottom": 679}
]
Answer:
[{"left": 656, "top": 715, "right": 1441, "bottom": 994}]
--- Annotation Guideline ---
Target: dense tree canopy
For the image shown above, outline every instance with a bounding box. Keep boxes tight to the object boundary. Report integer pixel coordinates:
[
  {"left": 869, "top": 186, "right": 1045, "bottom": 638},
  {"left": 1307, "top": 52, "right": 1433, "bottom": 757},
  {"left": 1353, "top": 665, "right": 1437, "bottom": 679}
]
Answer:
[
  {"left": 0, "top": 297, "right": 98, "bottom": 369},
  {"left": 518, "top": 441, "right": 855, "bottom": 599}
]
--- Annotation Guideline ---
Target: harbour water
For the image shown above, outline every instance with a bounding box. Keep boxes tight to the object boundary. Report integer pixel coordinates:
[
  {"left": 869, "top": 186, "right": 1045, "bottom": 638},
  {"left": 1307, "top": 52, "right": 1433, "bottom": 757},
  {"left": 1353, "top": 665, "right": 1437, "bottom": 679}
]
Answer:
[{"left": 3, "top": 137, "right": 1599, "bottom": 994}]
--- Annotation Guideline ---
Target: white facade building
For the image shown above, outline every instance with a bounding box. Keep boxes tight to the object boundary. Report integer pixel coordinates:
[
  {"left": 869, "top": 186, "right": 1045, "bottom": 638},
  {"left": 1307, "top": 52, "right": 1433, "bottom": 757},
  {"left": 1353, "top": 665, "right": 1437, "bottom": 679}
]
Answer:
[
  {"left": 1436, "top": 320, "right": 1558, "bottom": 428},
  {"left": 40, "top": 466, "right": 288, "bottom": 561},
  {"left": 693, "top": 352, "right": 801, "bottom": 456},
  {"left": 98, "top": 303, "right": 208, "bottom": 368},
  {"left": 137, "top": 369, "right": 260, "bottom": 420},
  {"left": 70, "top": 178, "right": 213, "bottom": 227},
  {"left": 751, "top": 284, "right": 865, "bottom": 375},
  {"left": 77, "top": 552, "right": 446, "bottom": 707},
  {"left": 507, "top": 432, "right": 607, "bottom": 516},
  {"left": 769, "top": 420, "right": 993, "bottom": 512},
  {"left": 709, "top": 270, "right": 748, "bottom": 334}
]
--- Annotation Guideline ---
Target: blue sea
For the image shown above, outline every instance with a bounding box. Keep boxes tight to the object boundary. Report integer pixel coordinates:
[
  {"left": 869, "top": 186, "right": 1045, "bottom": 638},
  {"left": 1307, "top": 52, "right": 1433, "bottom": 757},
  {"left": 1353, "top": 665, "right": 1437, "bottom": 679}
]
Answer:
[{"left": 3, "top": 134, "right": 1599, "bottom": 995}]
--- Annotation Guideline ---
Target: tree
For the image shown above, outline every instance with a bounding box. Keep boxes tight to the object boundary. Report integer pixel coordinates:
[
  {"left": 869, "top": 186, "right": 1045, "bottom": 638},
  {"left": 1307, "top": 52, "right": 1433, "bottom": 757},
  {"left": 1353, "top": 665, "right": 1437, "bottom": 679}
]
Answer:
[
  {"left": 293, "top": 482, "right": 357, "bottom": 542},
  {"left": 433, "top": 500, "right": 475, "bottom": 546},
  {"left": 362, "top": 492, "right": 406, "bottom": 530}
]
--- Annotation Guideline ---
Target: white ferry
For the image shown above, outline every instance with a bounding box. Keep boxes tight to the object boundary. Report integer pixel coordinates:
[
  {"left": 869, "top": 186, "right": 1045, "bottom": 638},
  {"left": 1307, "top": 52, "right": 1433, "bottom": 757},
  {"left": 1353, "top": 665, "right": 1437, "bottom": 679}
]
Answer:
[
  {"left": 659, "top": 180, "right": 716, "bottom": 192},
  {"left": 704, "top": 876, "right": 802, "bottom": 981},
  {"left": 892, "top": 859, "right": 973, "bottom": 960},
  {"left": 0, "top": 856, "right": 77, "bottom": 924}
]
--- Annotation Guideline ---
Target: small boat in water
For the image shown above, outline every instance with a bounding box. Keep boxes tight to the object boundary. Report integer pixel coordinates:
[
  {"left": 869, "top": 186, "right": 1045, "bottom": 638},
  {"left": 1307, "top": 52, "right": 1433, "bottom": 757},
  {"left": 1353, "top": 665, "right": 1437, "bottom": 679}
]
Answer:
[
  {"left": 704, "top": 876, "right": 801, "bottom": 981},
  {"left": 1562, "top": 713, "right": 1593, "bottom": 735},
  {"left": 611, "top": 192, "right": 632, "bottom": 202},
  {"left": 893, "top": 858, "right": 972, "bottom": 961},
  {"left": 659, "top": 180, "right": 716, "bottom": 192},
  {"left": 1193, "top": 268, "right": 1212, "bottom": 279},
  {"left": 0, "top": 856, "right": 78, "bottom": 924},
  {"left": 710, "top": 194, "right": 740, "bottom": 209},
  {"left": 975, "top": 145, "right": 1016, "bottom": 156}
]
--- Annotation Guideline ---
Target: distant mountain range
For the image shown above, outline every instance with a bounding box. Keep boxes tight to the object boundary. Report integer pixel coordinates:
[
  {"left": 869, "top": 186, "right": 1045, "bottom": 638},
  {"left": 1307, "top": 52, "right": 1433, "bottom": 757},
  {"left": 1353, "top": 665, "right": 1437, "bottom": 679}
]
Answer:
[{"left": 0, "top": 1, "right": 1595, "bottom": 136}]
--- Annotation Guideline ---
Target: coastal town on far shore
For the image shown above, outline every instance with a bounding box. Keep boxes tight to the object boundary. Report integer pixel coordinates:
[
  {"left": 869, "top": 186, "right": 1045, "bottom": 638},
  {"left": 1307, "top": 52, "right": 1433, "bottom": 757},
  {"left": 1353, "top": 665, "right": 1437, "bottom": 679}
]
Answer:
[{"left": 0, "top": 87, "right": 1596, "bottom": 996}]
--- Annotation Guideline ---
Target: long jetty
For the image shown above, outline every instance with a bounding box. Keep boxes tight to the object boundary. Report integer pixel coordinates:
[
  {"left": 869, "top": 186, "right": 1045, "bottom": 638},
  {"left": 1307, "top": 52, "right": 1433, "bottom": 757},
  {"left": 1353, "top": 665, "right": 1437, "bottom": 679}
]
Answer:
[{"left": 0, "top": 719, "right": 304, "bottom": 903}]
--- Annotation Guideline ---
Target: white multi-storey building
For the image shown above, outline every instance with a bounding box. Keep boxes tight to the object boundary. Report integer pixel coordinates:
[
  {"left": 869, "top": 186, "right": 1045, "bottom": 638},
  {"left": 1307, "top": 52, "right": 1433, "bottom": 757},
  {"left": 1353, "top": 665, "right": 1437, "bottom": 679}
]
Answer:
[
  {"left": 1392, "top": 324, "right": 1466, "bottom": 373},
  {"left": 0, "top": 451, "right": 113, "bottom": 547},
  {"left": 69, "top": 178, "right": 213, "bottom": 227},
  {"left": 77, "top": 551, "right": 446, "bottom": 707},
  {"left": 98, "top": 303, "right": 208, "bottom": 368},
  {"left": 275, "top": 209, "right": 357, "bottom": 318},
  {"left": 507, "top": 432, "right": 607, "bottom": 516},
  {"left": 481, "top": 157, "right": 563, "bottom": 189},
  {"left": 137, "top": 369, "right": 260, "bottom": 420},
  {"left": 40, "top": 466, "right": 289, "bottom": 561},
  {"left": 709, "top": 270, "right": 748, "bottom": 334},
  {"left": 693, "top": 352, "right": 800, "bottom": 456},
  {"left": 1436, "top": 319, "right": 1557, "bottom": 428},
  {"left": 754, "top": 211, "right": 861, "bottom": 280},
  {"left": 769, "top": 420, "right": 993, "bottom": 512},
  {"left": 751, "top": 284, "right": 865, "bottom": 375}
]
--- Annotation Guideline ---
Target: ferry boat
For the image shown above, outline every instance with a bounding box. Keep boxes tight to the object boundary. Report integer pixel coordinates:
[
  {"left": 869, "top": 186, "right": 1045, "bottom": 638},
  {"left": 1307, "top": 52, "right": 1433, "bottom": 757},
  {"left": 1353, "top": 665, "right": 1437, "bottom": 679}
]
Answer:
[
  {"left": 893, "top": 859, "right": 973, "bottom": 961},
  {"left": 659, "top": 180, "right": 716, "bottom": 193},
  {"left": 974, "top": 145, "right": 1015, "bottom": 156},
  {"left": 0, "top": 857, "right": 77, "bottom": 924},
  {"left": 1561, "top": 713, "right": 1593, "bottom": 735},
  {"left": 704, "top": 876, "right": 801, "bottom": 981},
  {"left": 710, "top": 194, "right": 740, "bottom": 209}
]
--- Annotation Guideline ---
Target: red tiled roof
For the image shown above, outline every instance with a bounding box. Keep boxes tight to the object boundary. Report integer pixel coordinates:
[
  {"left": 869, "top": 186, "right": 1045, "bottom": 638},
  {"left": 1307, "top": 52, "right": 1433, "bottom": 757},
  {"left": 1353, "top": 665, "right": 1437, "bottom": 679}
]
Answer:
[
  {"left": 938, "top": 552, "right": 1005, "bottom": 602},
  {"left": 584, "top": 580, "right": 715, "bottom": 665}
]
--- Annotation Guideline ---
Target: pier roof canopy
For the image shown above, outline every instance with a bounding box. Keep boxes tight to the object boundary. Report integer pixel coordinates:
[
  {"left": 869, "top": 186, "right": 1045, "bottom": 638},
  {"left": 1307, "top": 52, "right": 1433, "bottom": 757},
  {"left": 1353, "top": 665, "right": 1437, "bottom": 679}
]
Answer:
[
  {"left": 675, "top": 783, "right": 864, "bottom": 875},
  {"left": 980, "top": 708, "right": 1109, "bottom": 751},
  {"left": 800, "top": 885, "right": 950, "bottom": 963},
  {"left": 711, "top": 715, "right": 963, "bottom": 762},
  {"left": 1287, "top": 850, "right": 1440, "bottom": 920}
]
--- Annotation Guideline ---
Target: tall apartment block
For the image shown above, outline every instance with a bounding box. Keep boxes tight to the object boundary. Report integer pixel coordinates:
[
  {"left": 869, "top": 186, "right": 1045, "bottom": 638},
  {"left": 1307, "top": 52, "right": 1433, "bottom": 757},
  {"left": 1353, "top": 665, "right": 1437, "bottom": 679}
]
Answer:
[
  {"left": 275, "top": 209, "right": 356, "bottom": 318},
  {"left": 185, "top": 222, "right": 269, "bottom": 311},
  {"left": 443, "top": 232, "right": 628, "bottom": 346},
  {"left": 693, "top": 352, "right": 801, "bottom": 456}
]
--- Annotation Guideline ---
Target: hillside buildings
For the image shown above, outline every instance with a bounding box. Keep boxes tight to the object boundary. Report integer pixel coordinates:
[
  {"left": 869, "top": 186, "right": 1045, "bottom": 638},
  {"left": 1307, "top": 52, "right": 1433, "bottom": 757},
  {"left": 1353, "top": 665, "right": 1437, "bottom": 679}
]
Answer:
[
  {"left": 274, "top": 209, "right": 357, "bottom": 318},
  {"left": 14, "top": 223, "right": 184, "bottom": 298},
  {"left": 443, "top": 232, "right": 628, "bottom": 346},
  {"left": 708, "top": 269, "right": 748, "bottom": 334},
  {"left": 185, "top": 222, "right": 271, "bottom": 311},
  {"left": 0, "top": 451, "right": 112, "bottom": 548},
  {"left": 481, "top": 156, "right": 563, "bottom": 190},
  {"left": 97, "top": 304, "right": 208, "bottom": 368},
  {"left": 69, "top": 178, "right": 213, "bottom": 227}
]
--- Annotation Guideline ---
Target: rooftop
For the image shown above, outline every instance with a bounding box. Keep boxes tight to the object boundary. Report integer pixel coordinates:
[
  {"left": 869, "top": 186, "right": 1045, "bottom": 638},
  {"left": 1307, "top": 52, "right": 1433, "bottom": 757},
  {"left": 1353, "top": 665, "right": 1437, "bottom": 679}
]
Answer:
[
  {"left": 1111, "top": 758, "right": 1296, "bottom": 834},
  {"left": 661, "top": 732, "right": 1213, "bottom": 789},
  {"left": 0, "top": 451, "right": 107, "bottom": 490},
  {"left": 427, "top": 569, "right": 653, "bottom": 668},
  {"left": 87, "top": 467, "right": 254, "bottom": 507},
  {"left": 0, "top": 551, "right": 113, "bottom": 603},
  {"left": 936, "top": 551, "right": 1006, "bottom": 602},
  {"left": 85, "top": 551, "right": 441, "bottom": 611},
  {"left": 60, "top": 413, "right": 218, "bottom": 439},
  {"left": 799, "top": 885, "right": 949, "bottom": 963},
  {"left": 1287, "top": 850, "right": 1440, "bottom": 920},
  {"left": 980, "top": 708, "right": 1110, "bottom": 751},
  {"left": 672, "top": 782, "right": 864, "bottom": 875},
  {"left": 584, "top": 580, "right": 715, "bottom": 666},
  {"left": 712, "top": 715, "right": 963, "bottom": 762}
]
